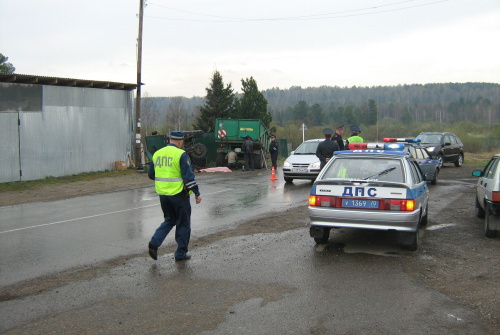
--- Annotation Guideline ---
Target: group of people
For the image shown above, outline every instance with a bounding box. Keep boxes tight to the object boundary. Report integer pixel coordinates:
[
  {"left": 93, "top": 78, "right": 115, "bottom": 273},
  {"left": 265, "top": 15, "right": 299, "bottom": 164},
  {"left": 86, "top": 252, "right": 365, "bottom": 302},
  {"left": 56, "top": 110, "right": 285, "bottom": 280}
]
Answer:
[
  {"left": 225, "top": 134, "right": 280, "bottom": 171},
  {"left": 316, "top": 125, "right": 363, "bottom": 169}
]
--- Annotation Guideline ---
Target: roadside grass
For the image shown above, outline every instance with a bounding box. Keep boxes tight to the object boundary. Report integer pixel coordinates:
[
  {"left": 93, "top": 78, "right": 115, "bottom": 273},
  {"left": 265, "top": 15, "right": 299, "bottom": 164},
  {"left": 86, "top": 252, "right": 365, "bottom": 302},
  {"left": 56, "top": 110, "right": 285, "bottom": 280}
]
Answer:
[
  {"left": 0, "top": 169, "right": 139, "bottom": 193},
  {"left": 464, "top": 149, "right": 499, "bottom": 167}
]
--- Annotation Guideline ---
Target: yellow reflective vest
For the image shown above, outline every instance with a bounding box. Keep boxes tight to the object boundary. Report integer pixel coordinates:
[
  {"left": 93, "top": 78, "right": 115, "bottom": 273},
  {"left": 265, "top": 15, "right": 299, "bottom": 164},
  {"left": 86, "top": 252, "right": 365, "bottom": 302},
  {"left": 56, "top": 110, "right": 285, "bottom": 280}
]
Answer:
[{"left": 152, "top": 145, "right": 185, "bottom": 195}]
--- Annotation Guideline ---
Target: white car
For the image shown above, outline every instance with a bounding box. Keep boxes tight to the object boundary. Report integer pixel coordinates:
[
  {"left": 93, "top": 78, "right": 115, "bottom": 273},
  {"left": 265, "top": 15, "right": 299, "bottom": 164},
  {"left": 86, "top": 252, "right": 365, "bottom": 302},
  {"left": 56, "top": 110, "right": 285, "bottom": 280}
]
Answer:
[
  {"left": 283, "top": 139, "right": 323, "bottom": 182},
  {"left": 472, "top": 154, "right": 500, "bottom": 238}
]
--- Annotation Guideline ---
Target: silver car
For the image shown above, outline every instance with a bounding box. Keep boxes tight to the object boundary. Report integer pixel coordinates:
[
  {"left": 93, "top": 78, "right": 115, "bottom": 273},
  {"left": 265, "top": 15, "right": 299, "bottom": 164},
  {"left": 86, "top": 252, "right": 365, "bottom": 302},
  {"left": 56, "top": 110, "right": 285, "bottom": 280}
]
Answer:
[
  {"left": 308, "top": 148, "right": 431, "bottom": 251},
  {"left": 472, "top": 154, "right": 500, "bottom": 238},
  {"left": 283, "top": 139, "right": 323, "bottom": 182}
]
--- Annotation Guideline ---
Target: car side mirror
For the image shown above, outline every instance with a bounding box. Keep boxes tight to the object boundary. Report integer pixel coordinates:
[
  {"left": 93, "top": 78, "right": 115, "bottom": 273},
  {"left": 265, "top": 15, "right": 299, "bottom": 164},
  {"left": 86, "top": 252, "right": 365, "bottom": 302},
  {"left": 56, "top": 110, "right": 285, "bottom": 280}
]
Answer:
[
  {"left": 472, "top": 170, "right": 483, "bottom": 177},
  {"left": 291, "top": 150, "right": 295, "bottom": 154}
]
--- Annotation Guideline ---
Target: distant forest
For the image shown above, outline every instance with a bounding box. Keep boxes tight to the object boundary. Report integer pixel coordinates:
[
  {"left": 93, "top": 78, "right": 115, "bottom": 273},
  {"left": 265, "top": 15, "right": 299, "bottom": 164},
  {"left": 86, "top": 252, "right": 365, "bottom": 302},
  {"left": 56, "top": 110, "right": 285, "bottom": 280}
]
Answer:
[{"left": 141, "top": 82, "right": 499, "bottom": 135}]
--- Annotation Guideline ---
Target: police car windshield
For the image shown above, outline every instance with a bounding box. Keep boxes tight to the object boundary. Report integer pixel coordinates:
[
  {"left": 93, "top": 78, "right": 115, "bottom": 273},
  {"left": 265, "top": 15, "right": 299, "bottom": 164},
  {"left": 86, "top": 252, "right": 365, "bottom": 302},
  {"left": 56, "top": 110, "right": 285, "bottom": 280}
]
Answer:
[
  {"left": 323, "top": 158, "right": 404, "bottom": 183},
  {"left": 294, "top": 142, "right": 319, "bottom": 154}
]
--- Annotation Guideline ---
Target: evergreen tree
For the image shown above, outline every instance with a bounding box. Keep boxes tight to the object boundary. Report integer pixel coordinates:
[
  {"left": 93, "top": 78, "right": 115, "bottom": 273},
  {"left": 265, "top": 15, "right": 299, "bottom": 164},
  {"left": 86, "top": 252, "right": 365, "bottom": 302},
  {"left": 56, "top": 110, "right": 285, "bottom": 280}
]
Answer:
[
  {"left": 234, "top": 77, "right": 272, "bottom": 128},
  {"left": 193, "top": 70, "right": 235, "bottom": 132}
]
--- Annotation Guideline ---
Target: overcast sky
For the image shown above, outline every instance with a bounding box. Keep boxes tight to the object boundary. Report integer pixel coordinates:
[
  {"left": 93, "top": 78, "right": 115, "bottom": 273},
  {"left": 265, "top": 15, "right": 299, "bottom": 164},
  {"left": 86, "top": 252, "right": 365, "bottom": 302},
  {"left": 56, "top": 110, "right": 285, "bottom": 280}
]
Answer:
[{"left": 1, "top": 0, "right": 499, "bottom": 97}]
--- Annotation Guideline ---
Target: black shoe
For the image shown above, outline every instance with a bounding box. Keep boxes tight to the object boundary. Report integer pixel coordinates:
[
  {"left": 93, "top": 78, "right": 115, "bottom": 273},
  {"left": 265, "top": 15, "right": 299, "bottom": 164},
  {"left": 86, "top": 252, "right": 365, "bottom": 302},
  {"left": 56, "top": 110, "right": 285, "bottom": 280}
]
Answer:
[
  {"left": 148, "top": 242, "right": 158, "bottom": 260},
  {"left": 175, "top": 254, "right": 191, "bottom": 262}
]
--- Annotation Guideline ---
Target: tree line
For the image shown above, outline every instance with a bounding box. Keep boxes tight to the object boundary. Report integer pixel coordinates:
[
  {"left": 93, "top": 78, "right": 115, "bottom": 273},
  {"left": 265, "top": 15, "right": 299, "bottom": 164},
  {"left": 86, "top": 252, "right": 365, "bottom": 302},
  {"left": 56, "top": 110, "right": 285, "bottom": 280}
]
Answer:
[{"left": 140, "top": 75, "right": 499, "bottom": 151}]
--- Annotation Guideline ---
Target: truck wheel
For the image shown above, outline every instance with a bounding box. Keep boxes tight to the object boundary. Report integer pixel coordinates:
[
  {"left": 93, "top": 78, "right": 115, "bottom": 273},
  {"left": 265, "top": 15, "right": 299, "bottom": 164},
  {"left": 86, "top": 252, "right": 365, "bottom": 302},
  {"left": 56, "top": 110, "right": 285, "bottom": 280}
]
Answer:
[
  {"left": 216, "top": 153, "right": 225, "bottom": 167},
  {"left": 190, "top": 143, "right": 207, "bottom": 159},
  {"left": 253, "top": 153, "right": 263, "bottom": 169}
]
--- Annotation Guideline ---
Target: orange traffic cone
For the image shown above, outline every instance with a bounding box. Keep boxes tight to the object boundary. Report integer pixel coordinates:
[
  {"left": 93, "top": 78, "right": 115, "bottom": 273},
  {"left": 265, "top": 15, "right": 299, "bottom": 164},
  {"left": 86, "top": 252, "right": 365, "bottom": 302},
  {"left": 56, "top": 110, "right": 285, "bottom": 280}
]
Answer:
[{"left": 270, "top": 167, "right": 278, "bottom": 181}]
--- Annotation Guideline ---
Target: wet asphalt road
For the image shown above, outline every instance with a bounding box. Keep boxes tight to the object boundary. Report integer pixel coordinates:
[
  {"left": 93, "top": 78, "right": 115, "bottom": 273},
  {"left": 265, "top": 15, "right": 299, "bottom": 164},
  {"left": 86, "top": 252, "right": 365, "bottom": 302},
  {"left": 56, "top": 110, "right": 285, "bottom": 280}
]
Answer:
[
  {"left": 0, "top": 169, "right": 311, "bottom": 287},
  {"left": 0, "top": 168, "right": 488, "bottom": 334}
]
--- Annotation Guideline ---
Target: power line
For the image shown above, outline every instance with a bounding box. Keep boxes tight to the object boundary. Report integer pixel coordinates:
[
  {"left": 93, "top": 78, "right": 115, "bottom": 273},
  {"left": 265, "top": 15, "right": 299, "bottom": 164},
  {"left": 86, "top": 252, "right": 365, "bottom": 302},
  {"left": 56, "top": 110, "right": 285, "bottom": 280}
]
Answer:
[{"left": 146, "top": 0, "right": 450, "bottom": 22}]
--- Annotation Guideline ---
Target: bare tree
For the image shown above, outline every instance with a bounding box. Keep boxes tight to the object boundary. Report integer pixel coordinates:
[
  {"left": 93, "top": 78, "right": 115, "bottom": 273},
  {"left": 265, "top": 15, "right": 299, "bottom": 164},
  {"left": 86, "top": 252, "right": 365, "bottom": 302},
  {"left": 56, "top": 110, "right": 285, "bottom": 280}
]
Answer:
[{"left": 166, "top": 97, "right": 190, "bottom": 132}]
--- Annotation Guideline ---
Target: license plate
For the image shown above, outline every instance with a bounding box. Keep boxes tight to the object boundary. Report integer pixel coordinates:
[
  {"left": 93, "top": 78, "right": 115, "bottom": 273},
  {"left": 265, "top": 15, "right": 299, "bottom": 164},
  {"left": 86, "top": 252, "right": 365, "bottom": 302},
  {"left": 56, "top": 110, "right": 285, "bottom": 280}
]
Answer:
[
  {"left": 342, "top": 199, "right": 379, "bottom": 208},
  {"left": 292, "top": 168, "right": 308, "bottom": 173}
]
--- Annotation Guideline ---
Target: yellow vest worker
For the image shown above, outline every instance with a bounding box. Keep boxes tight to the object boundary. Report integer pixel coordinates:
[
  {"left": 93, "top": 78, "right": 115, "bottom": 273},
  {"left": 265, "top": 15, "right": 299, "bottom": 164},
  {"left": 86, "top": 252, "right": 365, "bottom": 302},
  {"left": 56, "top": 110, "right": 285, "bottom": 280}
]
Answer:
[{"left": 147, "top": 131, "right": 202, "bottom": 262}]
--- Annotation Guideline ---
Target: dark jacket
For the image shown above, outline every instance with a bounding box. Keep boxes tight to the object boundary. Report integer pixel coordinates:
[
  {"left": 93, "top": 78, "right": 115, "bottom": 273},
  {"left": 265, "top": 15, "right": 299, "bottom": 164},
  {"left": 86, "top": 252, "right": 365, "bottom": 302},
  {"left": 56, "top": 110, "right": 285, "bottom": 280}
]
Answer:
[
  {"left": 269, "top": 140, "right": 279, "bottom": 157},
  {"left": 332, "top": 132, "right": 344, "bottom": 150},
  {"left": 243, "top": 138, "right": 253, "bottom": 154},
  {"left": 316, "top": 139, "right": 340, "bottom": 168}
]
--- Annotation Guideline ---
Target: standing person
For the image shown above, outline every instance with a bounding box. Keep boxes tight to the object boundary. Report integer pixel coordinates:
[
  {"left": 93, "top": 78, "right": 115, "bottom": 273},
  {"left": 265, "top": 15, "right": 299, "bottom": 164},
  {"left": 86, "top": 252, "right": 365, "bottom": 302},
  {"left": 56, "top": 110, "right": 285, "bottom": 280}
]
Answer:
[
  {"left": 347, "top": 125, "right": 363, "bottom": 144},
  {"left": 316, "top": 128, "right": 340, "bottom": 169},
  {"left": 243, "top": 135, "right": 255, "bottom": 171},
  {"left": 147, "top": 131, "right": 202, "bottom": 262},
  {"left": 225, "top": 150, "right": 238, "bottom": 169},
  {"left": 269, "top": 135, "right": 279, "bottom": 170},
  {"left": 332, "top": 125, "right": 345, "bottom": 150}
]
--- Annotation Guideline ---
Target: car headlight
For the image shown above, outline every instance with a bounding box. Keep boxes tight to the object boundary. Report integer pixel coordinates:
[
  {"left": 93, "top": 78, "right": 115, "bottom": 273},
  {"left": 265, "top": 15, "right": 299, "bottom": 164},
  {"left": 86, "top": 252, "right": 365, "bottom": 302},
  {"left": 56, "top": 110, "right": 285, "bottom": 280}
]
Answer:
[
  {"left": 427, "top": 147, "right": 436, "bottom": 152},
  {"left": 312, "top": 161, "right": 321, "bottom": 168},
  {"left": 283, "top": 161, "right": 291, "bottom": 167}
]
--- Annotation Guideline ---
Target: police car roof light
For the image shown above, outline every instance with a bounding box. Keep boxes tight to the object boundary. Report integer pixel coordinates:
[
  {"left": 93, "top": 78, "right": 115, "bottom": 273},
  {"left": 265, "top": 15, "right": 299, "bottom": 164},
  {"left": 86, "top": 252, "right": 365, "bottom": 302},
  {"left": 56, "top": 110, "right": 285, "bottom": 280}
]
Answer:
[
  {"left": 383, "top": 138, "right": 421, "bottom": 143},
  {"left": 347, "top": 143, "right": 385, "bottom": 150},
  {"left": 383, "top": 143, "right": 405, "bottom": 151}
]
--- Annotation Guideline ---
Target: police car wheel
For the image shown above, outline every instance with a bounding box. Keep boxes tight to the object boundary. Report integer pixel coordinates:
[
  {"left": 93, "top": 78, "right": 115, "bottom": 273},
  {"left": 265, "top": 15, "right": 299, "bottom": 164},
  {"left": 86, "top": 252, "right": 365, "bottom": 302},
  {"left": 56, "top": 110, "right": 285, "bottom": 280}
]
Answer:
[
  {"left": 431, "top": 172, "right": 438, "bottom": 185},
  {"left": 284, "top": 177, "right": 293, "bottom": 183},
  {"left": 484, "top": 214, "right": 498, "bottom": 238},
  {"left": 475, "top": 197, "right": 485, "bottom": 219},
  {"left": 420, "top": 207, "right": 428, "bottom": 227},
  {"left": 401, "top": 230, "right": 419, "bottom": 251}
]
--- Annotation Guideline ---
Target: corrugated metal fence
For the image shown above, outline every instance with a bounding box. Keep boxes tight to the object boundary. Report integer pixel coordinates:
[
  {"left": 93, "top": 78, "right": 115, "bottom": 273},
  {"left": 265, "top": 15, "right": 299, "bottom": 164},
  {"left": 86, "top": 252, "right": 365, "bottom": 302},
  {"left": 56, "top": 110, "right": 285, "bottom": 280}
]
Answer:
[{"left": 0, "top": 83, "right": 134, "bottom": 182}]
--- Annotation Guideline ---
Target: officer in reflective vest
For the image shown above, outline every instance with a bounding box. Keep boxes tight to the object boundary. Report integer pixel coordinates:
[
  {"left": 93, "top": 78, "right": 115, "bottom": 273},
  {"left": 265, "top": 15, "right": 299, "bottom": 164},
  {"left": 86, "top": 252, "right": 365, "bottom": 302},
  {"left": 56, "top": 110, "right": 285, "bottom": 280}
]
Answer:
[
  {"left": 147, "top": 131, "right": 202, "bottom": 262},
  {"left": 346, "top": 125, "right": 363, "bottom": 144}
]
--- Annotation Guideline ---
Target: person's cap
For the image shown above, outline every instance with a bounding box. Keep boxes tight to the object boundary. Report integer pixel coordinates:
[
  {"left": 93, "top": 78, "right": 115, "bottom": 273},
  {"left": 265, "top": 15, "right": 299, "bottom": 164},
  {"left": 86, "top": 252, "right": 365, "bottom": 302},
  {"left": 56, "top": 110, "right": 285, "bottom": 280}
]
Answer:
[
  {"left": 270, "top": 135, "right": 276, "bottom": 138},
  {"left": 323, "top": 128, "right": 334, "bottom": 135},
  {"left": 350, "top": 125, "right": 361, "bottom": 133},
  {"left": 169, "top": 131, "right": 184, "bottom": 140},
  {"left": 336, "top": 125, "right": 345, "bottom": 130}
]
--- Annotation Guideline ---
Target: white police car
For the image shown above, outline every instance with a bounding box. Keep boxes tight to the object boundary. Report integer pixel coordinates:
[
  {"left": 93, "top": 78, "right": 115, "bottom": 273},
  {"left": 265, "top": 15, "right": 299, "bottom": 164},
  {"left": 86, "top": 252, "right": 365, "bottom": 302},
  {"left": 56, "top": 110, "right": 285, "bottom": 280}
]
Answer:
[{"left": 308, "top": 142, "right": 432, "bottom": 251}]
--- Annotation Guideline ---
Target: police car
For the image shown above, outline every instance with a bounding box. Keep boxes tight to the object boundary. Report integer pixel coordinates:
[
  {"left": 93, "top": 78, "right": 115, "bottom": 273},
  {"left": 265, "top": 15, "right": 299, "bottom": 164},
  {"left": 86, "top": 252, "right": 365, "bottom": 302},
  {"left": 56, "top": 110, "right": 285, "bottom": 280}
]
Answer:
[
  {"left": 384, "top": 138, "right": 440, "bottom": 185},
  {"left": 308, "top": 142, "right": 432, "bottom": 251}
]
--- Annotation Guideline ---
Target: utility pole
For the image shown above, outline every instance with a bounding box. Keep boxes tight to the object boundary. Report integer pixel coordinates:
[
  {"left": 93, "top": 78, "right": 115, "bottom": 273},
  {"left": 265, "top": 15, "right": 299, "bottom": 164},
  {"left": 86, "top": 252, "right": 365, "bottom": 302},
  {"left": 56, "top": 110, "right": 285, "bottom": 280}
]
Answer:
[{"left": 135, "top": 0, "right": 144, "bottom": 168}]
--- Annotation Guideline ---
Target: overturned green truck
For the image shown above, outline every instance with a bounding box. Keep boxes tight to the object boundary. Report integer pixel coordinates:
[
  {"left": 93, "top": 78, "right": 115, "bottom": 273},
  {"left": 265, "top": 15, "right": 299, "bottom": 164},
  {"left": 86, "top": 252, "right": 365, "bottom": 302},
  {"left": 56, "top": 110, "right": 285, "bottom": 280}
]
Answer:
[{"left": 214, "top": 118, "right": 270, "bottom": 169}]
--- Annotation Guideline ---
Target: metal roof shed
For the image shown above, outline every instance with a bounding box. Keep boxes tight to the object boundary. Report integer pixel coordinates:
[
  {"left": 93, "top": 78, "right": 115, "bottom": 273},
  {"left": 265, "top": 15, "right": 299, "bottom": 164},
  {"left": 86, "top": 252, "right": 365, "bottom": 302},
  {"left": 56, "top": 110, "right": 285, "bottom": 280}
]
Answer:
[{"left": 0, "top": 74, "right": 137, "bottom": 182}]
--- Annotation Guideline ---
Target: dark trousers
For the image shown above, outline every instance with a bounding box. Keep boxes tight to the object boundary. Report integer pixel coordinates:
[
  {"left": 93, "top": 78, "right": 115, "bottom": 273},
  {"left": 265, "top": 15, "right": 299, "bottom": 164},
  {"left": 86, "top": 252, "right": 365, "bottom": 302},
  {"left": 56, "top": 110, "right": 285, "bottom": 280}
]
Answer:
[
  {"left": 150, "top": 192, "right": 192, "bottom": 259},
  {"left": 244, "top": 153, "right": 254, "bottom": 170},
  {"left": 271, "top": 153, "right": 278, "bottom": 169}
]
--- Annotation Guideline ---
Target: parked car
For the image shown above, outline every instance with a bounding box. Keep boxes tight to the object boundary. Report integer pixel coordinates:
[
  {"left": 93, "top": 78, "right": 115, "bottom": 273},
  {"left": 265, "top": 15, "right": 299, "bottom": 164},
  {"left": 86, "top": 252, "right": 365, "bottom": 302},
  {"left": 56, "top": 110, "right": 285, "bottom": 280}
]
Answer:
[
  {"left": 414, "top": 132, "right": 464, "bottom": 168},
  {"left": 308, "top": 143, "right": 432, "bottom": 251},
  {"left": 283, "top": 139, "right": 323, "bottom": 183},
  {"left": 472, "top": 154, "right": 500, "bottom": 238}
]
